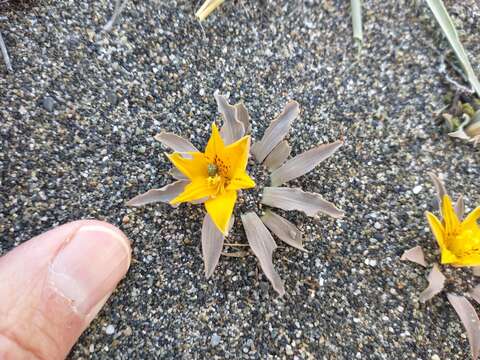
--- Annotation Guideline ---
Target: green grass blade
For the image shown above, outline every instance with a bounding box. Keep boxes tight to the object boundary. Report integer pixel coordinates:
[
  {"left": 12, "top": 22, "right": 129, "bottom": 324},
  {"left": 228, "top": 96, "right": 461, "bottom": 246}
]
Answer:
[
  {"left": 351, "top": 0, "right": 363, "bottom": 49},
  {"left": 425, "top": 0, "right": 480, "bottom": 97}
]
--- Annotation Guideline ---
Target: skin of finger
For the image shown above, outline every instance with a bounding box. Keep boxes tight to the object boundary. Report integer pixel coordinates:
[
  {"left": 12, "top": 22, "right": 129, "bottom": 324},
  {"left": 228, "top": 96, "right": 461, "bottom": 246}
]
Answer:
[{"left": 0, "top": 220, "right": 130, "bottom": 360}]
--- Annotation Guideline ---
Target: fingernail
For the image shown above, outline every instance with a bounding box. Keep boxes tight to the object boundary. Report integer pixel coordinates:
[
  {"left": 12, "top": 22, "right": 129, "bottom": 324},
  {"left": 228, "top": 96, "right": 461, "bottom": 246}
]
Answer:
[{"left": 49, "top": 224, "right": 131, "bottom": 315}]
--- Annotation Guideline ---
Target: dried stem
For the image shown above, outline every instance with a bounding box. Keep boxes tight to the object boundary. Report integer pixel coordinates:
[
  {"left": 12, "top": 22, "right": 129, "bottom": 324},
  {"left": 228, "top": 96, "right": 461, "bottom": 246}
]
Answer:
[{"left": 103, "top": 0, "right": 128, "bottom": 32}]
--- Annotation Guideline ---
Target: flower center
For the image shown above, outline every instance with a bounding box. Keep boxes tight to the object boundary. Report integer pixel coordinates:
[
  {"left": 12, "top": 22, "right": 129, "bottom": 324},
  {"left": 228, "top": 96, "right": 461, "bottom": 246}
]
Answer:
[{"left": 207, "top": 161, "right": 230, "bottom": 196}]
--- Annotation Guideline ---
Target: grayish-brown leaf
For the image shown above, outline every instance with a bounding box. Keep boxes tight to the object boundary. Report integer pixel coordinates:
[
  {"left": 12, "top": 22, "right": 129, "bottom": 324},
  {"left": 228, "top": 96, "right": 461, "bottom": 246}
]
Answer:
[
  {"left": 400, "top": 246, "right": 427, "bottom": 267},
  {"left": 455, "top": 195, "right": 465, "bottom": 219},
  {"left": 261, "top": 210, "right": 305, "bottom": 251},
  {"left": 241, "top": 212, "right": 285, "bottom": 296},
  {"left": 428, "top": 172, "right": 447, "bottom": 213},
  {"left": 154, "top": 132, "right": 198, "bottom": 153},
  {"left": 251, "top": 101, "right": 299, "bottom": 163},
  {"left": 169, "top": 167, "right": 187, "bottom": 180},
  {"left": 469, "top": 285, "right": 480, "bottom": 303},
  {"left": 214, "top": 91, "right": 245, "bottom": 145},
  {"left": 419, "top": 264, "right": 446, "bottom": 303},
  {"left": 261, "top": 187, "right": 344, "bottom": 218},
  {"left": 0, "top": 31, "right": 13, "bottom": 73},
  {"left": 263, "top": 140, "right": 291, "bottom": 172},
  {"left": 270, "top": 140, "right": 343, "bottom": 186},
  {"left": 447, "top": 293, "right": 480, "bottom": 360},
  {"left": 236, "top": 102, "right": 251, "bottom": 134},
  {"left": 473, "top": 268, "right": 480, "bottom": 278},
  {"left": 126, "top": 180, "right": 187, "bottom": 207},
  {"left": 201, "top": 213, "right": 225, "bottom": 278}
]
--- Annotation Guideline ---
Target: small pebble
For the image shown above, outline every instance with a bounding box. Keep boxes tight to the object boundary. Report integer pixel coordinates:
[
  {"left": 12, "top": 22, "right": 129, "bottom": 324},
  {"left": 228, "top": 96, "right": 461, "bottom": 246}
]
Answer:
[
  {"left": 42, "top": 96, "right": 55, "bottom": 112},
  {"left": 105, "top": 325, "right": 115, "bottom": 335},
  {"left": 413, "top": 185, "right": 422, "bottom": 194},
  {"left": 211, "top": 333, "right": 221, "bottom": 346}
]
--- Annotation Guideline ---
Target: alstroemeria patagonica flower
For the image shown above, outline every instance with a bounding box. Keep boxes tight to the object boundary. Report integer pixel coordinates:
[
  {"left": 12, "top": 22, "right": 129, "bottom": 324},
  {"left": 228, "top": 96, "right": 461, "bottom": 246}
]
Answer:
[{"left": 167, "top": 123, "right": 255, "bottom": 234}]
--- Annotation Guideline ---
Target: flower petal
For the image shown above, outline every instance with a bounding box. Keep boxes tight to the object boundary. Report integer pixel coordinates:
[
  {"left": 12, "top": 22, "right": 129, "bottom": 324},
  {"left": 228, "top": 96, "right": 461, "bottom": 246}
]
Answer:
[
  {"left": 251, "top": 101, "right": 299, "bottom": 163},
  {"left": 442, "top": 195, "right": 461, "bottom": 234},
  {"left": 205, "top": 190, "right": 237, "bottom": 235},
  {"left": 400, "top": 245, "right": 427, "bottom": 267},
  {"left": 167, "top": 152, "right": 208, "bottom": 180},
  {"left": 261, "top": 210, "right": 305, "bottom": 251},
  {"left": 127, "top": 180, "right": 188, "bottom": 207},
  {"left": 241, "top": 212, "right": 285, "bottom": 296},
  {"left": 170, "top": 179, "right": 216, "bottom": 204},
  {"left": 223, "top": 135, "right": 251, "bottom": 178},
  {"left": 463, "top": 206, "right": 480, "bottom": 229},
  {"left": 261, "top": 187, "right": 344, "bottom": 218},
  {"left": 205, "top": 122, "right": 226, "bottom": 160},
  {"left": 446, "top": 293, "right": 480, "bottom": 360},
  {"left": 270, "top": 140, "right": 343, "bottom": 186},
  {"left": 419, "top": 264, "right": 446, "bottom": 303},
  {"left": 425, "top": 211, "right": 447, "bottom": 254},
  {"left": 236, "top": 102, "right": 251, "bottom": 134},
  {"left": 201, "top": 213, "right": 225, "bottom": 278},
  {"left": 154, "top": 132, "right": 198, "bottom": 152},
  {"left": 227, "top": 172, "right": 255, "bottom": 191},
  {"left": 214, "top": 91, "right": 245, "bottom": 145},
  {"left": 263, "top": 140, "right": 291, "bottom": 171}
]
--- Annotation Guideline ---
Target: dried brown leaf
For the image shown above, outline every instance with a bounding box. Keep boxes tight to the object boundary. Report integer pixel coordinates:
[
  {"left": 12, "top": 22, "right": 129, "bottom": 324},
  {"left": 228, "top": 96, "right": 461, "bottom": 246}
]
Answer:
[
  {"left": 400, "top": 245, "right": 427, "bottom": 267},
  {"left": 473, "top": 268, "right": 480, "bottom": 278},
  {"left": 236, "top": 102, "right": 251, "bottom": 134},
  {"left": 201, "top": 214, "right": 225, "bottom": 278},
  {"left": 127, "top": 180, "right": 187, "bottom": 207},
  {"left": 455, "top": 195, "right": 465, "bottom": 219},
  {"left": 169, "top": 167, "right": 187, "bottom": 180},
  {"left": 469, "top": 285, "right": 480, "bottom": 303},
  {"left": 263, "top": 140, "right": 291, "bottom": 172},
  {"left": 419, "top": 264, "right": 446, "bottom": 303},
  {"left": 241, "top": 212, "right": 285, "bottom": 296},
  {"left": 447, "top": 293, "right": 480, "bottom": 360},
  {"left": 251, "top": 101, "right": 299, "bottom": 163},
  {"left": 214, "top": 91, "right": 245, "bottom": 145},
  {"left": 261, "top": 187, "right": 344, "bottom": 218},
  {"left": 154, "top": 132, "right": 198, "bottom": 153},
  {"left": 270, "top": 140, "right": 343, "bottom": 186},
  {"left": 428, "top": 172, "right": 447, "bottom": 213},
  {"left": 261, "top": 210, "right": 305, "bottom": 251}
]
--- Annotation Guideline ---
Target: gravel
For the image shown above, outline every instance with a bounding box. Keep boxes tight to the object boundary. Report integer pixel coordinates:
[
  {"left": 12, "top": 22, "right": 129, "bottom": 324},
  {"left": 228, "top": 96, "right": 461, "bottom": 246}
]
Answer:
[{"left": 1, "top": 0, "right": 480, "bottom": 359}]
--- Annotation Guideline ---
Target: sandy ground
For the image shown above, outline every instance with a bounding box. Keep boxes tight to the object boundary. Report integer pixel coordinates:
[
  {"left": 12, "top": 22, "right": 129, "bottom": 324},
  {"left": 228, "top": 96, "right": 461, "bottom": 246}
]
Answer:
[{"left": 1, "top": 0, "right": 480, "bottom": 358}]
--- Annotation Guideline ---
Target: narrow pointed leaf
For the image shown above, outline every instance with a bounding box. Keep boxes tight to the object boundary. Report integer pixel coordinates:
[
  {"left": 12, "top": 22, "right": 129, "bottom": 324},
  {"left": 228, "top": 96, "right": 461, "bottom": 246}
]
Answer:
[
  {"left": 241, "top": 212, "right": 285, "bottom": 296},
  {"left": 201, "top": 213, "right": 225, "bottom": 278},
  {"left": 428, "top": 172, "right": 447, "bottom": 213},
  {"left": 154, "top": 132, "right": 198, "bottom": 152},
  {"left": 270, "top": 140, "right": 343, "bottom": 186},
  {"left": 214, "top": 91, "right": 245, "bottom": 145},
  {"left": 447, "top": 293, "right": 480, "bottom": 360},
  {"left": 455, "top": 195, "right": 465, "bottom": 219},
  {"left": 261, "top": 210, "right": 305, "bottom": 251},
  {"left": 169, "top": 167, "right": 187, "bottom": 180},
  {"left": 426, "top": 0, "right": 480, "bottom": 97},
  {"left": 263, "top": 140, "right": 291, "bottom": 171},
  {"left": 251, "top": 101, "right": 299, "bottom": 163},
  {"left": 236, "top": 102, "right": 251, "bottom": 134},
  {"left": 400, "top": 245, "right": 427, "bottom": 267},
  {"left": 262, "top": 187, "right": 344, "bottom": 218},
  {"left": 469, "top": 285, "right": 480, "bottom": 303},
  {"left": 127, "top": 180, "right": 188, "bottom": 207},
  {"left": 419, "top": 264, "right": 446, "bottom": 303}
]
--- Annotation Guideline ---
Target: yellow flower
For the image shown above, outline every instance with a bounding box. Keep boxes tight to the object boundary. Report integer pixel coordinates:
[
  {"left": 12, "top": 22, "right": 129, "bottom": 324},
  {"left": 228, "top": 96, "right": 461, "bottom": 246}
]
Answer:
[
  {"left": 168, "top": 123, "right": 255, "bottom": 235},
  {"left": 426, "top": 195, "right": 480, "bottom": 266}
]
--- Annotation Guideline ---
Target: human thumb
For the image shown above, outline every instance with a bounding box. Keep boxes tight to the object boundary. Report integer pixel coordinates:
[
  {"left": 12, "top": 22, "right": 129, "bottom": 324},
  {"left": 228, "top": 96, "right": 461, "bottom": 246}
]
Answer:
[{"left": 0, "top": 220, "right": 131, "bottom": 360}]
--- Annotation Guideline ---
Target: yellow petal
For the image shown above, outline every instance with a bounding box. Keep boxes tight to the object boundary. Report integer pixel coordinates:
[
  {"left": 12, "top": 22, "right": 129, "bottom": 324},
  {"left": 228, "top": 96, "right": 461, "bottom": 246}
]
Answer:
[
  {"left": 227, "top": 172, "right": 256, "bottom": 191},
  {"left": 442, "top": 195, "right": 460, "bottom": 234},
  {"left": 440, "top": 247, "right": 460, "bottom": 265},
  {"left": 450, "top": 252, "right": 480, "bottom": 267},
  {"left": 205, "top": 123, "right": 225, "bottom": 161},
  {"left": 426, "top": 211, "right": 446, "bottom": 250},
  {"left": 170, "top": 179, "right": 215, "bottom": 204},
  {"left": 462, "top": 206, "right": 480, "bottom": 230},
  {"left": 167, "top": 152, "right": 209, "bottom": 181},
  {"left": 223, "top": 135, "right": 251, "bottom": 177},
  {"left": 205, "top": 190, "right": 237, "bottom": 235}
]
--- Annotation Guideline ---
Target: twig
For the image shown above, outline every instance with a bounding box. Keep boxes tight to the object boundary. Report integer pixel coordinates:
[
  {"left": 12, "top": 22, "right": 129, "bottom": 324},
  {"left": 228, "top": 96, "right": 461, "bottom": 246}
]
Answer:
[
  {"left": 223, "top": 243, "right": 250, "bottom": 247},
  {"left": 103, "top": 0, "right": 128, "bottom": 32},
  {"left": 0, "top": 31, "right": 12, "bottom": 73},
  {"left": 221, "top": 251, "right": 249, "bottom": 257}
]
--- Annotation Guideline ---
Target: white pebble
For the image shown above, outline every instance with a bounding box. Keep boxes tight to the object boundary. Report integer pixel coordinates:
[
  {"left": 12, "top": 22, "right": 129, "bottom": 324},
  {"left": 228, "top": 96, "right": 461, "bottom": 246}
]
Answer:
[
  {"left": 105, "top": 325, "right": 115, "bottom": 335},
  {"left": 413, "top": 185, "right": 422, "bottom": 194}
]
